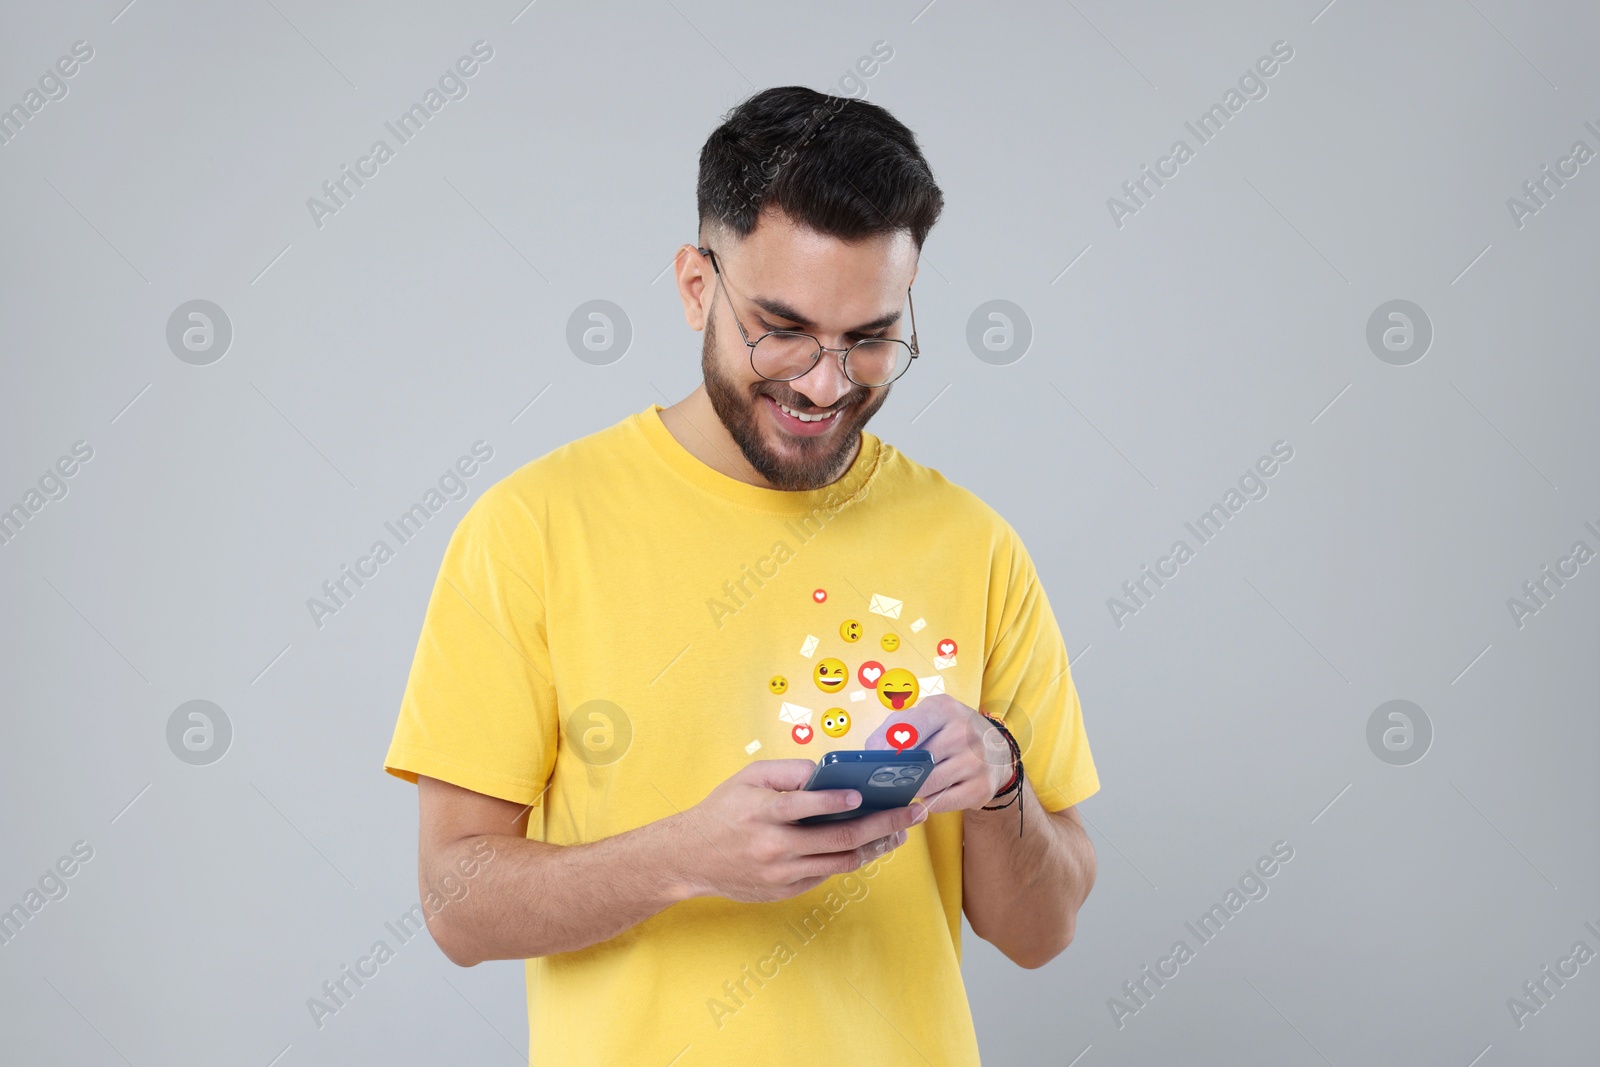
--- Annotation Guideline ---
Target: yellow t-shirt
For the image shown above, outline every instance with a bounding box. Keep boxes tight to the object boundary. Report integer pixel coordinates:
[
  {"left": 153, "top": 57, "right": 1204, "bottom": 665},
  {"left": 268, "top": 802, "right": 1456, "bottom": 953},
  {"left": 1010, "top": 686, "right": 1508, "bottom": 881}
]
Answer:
[{"left": 385, "top": 404, "right": 1099, "bottom": 1066}]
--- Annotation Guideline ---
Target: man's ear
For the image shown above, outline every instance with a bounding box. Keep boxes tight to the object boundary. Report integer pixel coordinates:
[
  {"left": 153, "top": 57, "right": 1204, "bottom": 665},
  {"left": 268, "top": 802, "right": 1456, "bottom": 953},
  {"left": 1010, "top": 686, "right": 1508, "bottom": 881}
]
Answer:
[{"left": 675, "top": 244, "right": 713, "bottom": 331}]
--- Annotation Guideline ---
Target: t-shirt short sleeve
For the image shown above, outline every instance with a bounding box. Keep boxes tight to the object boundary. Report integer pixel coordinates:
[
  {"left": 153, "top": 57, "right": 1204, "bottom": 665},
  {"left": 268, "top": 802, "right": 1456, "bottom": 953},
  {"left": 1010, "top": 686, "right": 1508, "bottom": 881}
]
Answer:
[
  {"left": 981, "top": 525, "right": 1099, "bottom": 812},
  {"left": 384, "top": 483, "right": 558, "bottom": 808}
]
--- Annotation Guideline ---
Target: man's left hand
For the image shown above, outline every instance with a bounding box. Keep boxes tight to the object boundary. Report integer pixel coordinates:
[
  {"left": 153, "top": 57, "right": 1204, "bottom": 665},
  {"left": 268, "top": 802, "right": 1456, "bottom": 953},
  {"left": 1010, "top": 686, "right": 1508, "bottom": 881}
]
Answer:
[{"left": 861, "top": 695, "right": 1014, "bottom": 815}]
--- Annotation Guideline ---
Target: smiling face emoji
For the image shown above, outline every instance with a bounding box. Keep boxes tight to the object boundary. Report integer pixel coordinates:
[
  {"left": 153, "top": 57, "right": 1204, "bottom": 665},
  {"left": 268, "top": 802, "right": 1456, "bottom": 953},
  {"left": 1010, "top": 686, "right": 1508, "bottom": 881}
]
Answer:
[
  {"left": 813, "top": 657, "right": 848, "bottom": 693},
  {"left": 880, "top": 632, "right": 900, "bottom": 652},
  {"left": 821, "top": 708, "right": 852, "bottom": 738},
  {"left": 876, "top": 668, "right": 919, "bottom": 711},
  {"left": 768, "top": 675, "right": 788, "bottom": 695},
  {"left": 840, "top": 619, "right": 862, "bottom": 642}
]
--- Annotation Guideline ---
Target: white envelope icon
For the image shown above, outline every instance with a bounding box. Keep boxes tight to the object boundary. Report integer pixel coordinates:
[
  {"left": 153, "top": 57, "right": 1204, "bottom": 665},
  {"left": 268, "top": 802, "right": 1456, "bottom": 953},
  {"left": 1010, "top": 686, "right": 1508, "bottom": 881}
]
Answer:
[
  {"left": 934, "top": 654, "right": 957, "bottom": 670},
  {"left": 799, "top": 635, "right": 819, "bottom": 658},
  {"left": 849, "top": 690, "right": 867, "bottom": 702},
  {"left": 868, "top": 593, "right": 903, "bottom": 619},
  {"left": 918, "top": 674, "right": 945, "bottom": 696},
  {"left": 778, "top": 702, "right": 813, "bottom": 725}
]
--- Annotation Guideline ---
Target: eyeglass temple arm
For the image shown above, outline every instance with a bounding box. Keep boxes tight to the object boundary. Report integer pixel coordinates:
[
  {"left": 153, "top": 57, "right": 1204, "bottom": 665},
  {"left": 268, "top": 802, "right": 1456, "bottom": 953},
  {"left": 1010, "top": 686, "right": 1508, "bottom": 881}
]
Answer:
[{"left": 906, "top": 286, "right": 918, "bottom": 354}]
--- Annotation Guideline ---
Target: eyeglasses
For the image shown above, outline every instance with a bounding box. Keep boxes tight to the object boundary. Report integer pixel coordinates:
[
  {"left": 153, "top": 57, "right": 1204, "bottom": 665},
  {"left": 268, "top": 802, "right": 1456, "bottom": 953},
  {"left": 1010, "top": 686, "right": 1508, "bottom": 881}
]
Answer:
[{"left": 697, "top": 246, "right": 919, "bottom": 389}]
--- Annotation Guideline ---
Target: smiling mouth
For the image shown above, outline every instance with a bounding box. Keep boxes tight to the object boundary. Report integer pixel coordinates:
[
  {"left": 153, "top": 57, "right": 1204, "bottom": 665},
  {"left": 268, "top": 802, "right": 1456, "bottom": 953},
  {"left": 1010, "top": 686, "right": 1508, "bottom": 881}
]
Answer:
[
  {"left": 819, "top": 679, "right": 843, "bottom": 689},
  {"left": 885, "top": 691, "right": 911, "bottom": 709},
  {"left": 762, "top": 393, "right": 849, "bottom": 430},
  {"left": 774, "top": 399, "right": 842, "bottom": 423}
]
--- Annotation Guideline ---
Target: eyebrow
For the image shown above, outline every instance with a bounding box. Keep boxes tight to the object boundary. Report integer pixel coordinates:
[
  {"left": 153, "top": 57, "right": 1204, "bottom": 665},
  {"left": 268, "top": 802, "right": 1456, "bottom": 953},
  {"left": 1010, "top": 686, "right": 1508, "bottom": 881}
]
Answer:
[{"left": 746, "top": 294, "right": 903, "bottom": 336}]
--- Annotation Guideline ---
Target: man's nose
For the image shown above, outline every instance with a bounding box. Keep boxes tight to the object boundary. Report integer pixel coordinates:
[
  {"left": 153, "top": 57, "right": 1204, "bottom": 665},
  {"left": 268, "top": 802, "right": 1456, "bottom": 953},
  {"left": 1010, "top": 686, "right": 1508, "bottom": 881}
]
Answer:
[{"left": 787, "top": 348, "right": 854, "bottom": 407}]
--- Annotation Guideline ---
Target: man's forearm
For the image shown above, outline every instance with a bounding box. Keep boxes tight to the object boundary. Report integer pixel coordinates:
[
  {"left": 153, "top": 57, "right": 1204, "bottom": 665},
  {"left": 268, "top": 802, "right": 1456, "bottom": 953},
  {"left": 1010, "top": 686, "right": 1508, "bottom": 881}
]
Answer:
[
  {"left": 961, "top": 782, "right": 1096, "bottom": 968},
  {"left": 427, "top": 814, "right": 700, "bottom": 965}
]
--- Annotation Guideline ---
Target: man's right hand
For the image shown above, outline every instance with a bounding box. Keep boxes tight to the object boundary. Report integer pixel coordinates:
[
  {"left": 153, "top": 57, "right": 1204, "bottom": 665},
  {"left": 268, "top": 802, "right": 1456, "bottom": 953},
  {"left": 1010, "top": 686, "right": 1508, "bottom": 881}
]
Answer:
[{"left": 674, "top": 759, "right": 926, "bottom": 904}]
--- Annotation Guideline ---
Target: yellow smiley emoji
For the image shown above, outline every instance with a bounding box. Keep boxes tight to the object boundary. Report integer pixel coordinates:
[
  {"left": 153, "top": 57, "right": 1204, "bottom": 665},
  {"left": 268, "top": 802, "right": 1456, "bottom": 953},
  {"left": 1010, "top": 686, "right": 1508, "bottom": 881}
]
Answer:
[
  {"left": 876, "top": 668, "right": 919, "bottom": 711},
  {"left": 821, "top": 708, "right": 852, "bottom": 738},
  {"left": 840, "top": 619, "right": 862, "bottom": 642},
  {"left": 880, "top": 632, "right": 900, "bottom": 652},
  {"left": 813, "top": 657, "right": 848, "bottom": 693},
  {"left": 768, "top": 675, "right": 788, "bottom": 695}
]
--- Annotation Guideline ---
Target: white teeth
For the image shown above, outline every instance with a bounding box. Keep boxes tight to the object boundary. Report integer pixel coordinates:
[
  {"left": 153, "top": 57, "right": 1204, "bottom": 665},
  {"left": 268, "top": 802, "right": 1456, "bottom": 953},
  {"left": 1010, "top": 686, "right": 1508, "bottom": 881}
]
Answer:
[{"left": 776, "top": 400, "right": 839, "bottom": 423}]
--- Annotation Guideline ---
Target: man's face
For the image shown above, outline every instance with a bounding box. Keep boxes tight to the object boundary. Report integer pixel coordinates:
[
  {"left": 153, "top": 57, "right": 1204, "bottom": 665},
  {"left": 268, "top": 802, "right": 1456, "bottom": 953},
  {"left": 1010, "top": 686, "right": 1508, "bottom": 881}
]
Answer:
[{"left": 699, "top": 212, "right": 918, "bottom": 491}]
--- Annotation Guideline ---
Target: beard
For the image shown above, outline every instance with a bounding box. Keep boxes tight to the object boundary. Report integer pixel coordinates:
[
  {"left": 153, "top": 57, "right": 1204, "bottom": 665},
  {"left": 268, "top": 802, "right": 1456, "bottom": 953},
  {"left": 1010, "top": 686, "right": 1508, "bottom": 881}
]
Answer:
[{"left": 701, "top": 311, "right": 889, "bottom": 491}]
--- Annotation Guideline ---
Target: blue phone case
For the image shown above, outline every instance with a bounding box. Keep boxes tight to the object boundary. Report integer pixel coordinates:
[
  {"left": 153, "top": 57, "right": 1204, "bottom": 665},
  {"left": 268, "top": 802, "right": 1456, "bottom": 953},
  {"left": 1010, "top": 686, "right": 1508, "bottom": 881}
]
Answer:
[{"left": 794, "top": 749, "right": 934, "bottom": 824}]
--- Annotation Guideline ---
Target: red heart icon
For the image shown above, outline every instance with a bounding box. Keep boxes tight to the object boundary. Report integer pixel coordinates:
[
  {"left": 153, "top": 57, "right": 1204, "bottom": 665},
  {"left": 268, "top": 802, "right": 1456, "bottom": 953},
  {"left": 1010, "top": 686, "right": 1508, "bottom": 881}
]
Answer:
[
  {"left": 813, "top": 588, "right": 827, "bottom": 603},
  {"left": 887, "top": 723, "right": 919, "bottom": 751},
  {"left": 858, "top": 661, "right": 884, "bottom": 687},
  {"left": 937, "top": 639, "right": 957, "bottom": 656},
  {"left": 792, "top": 724, "right": 813, "bottom": 744}
]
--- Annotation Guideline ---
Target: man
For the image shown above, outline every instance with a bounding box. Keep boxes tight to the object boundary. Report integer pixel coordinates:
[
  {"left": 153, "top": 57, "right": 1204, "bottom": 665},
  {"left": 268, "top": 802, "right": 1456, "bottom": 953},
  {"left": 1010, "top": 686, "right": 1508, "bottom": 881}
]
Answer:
[{"left": 385, "top": 85, "right": 1099, "bottom": 1065}]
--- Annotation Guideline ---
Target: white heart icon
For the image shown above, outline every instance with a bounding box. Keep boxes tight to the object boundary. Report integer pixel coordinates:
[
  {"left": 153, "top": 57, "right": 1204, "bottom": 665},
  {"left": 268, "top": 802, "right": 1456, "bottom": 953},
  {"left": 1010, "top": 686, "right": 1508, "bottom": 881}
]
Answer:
[
  {"left": 939, "top": 641, "right": 954, "bottom": 655},
  {"left": 862, "top": 666, "right": 882, "bottom": 683},
  {"left": 892, "top": 729, "right": 910, "bottom": 745},
  {"left": 794, "top": 726, "right": 810, "bottom": 739}
]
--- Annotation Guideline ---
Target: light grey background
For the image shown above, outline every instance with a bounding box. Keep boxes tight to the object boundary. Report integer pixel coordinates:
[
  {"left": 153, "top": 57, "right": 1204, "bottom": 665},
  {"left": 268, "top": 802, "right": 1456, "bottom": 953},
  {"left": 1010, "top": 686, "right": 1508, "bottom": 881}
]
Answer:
[{"left": 2, "top": 1, "right": 1596, "bottom": 1064}]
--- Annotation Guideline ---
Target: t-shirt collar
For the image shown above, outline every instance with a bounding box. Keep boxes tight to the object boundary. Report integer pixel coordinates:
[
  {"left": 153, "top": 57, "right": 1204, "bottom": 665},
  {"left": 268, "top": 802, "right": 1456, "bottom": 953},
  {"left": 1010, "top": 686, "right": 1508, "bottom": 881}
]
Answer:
[{"left": 633, "top": 403, "right": 885, "bottom": 516}]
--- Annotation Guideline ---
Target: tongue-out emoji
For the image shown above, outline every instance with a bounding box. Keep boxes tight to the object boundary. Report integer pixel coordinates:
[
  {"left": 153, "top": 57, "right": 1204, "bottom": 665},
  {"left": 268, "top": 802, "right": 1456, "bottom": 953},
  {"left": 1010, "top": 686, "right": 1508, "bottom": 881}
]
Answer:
[{"left": 876, "top": 668, "right": 920, "bottom": 711}]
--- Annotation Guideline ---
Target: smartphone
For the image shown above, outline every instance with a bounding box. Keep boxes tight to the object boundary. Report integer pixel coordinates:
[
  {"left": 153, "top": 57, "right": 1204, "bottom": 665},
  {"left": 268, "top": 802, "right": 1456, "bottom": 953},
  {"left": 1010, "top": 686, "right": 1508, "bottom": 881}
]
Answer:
[{"left": 793, "top": 749, "right": 934, "bottom": 825}]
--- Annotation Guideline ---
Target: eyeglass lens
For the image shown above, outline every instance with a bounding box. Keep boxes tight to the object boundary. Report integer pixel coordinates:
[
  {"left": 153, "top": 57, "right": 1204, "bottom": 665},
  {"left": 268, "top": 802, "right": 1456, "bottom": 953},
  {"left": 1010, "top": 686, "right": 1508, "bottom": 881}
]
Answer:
[{"left": 751, "top": 333, "right": 909, "bottom": 387}]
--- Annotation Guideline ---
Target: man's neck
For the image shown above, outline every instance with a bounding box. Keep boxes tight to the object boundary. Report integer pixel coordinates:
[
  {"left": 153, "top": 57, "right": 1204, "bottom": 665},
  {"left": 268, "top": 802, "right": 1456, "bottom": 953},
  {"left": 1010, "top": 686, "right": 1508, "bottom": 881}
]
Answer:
[{"left": 658, "top": 386, "right": 859, "bottom": 490}]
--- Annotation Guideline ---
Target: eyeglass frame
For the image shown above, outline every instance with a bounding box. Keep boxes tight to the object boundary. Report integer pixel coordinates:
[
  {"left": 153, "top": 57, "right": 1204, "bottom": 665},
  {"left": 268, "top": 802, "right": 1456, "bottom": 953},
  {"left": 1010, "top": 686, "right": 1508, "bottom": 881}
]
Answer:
[{"left": 696, "top": 245, "right": 919, "bottom": 388}]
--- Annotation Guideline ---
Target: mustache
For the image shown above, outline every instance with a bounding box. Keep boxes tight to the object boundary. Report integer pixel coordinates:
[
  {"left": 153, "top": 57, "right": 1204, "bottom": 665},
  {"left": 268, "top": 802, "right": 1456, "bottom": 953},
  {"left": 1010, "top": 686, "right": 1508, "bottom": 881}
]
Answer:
[{"left": 754, "top": 384, "right": 868, "bottom": 412}]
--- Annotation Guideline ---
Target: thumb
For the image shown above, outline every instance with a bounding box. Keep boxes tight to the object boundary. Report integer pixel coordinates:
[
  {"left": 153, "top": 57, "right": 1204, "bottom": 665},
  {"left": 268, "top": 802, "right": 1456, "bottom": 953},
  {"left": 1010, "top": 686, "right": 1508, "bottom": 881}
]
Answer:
[{"left": 739, "top": 758, "right": 818, "bottom": 792}]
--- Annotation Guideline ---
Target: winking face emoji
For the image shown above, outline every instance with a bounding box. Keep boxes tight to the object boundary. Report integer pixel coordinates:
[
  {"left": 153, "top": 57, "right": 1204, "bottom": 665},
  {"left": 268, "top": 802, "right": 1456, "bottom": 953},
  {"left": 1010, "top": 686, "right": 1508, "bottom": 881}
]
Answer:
[{"left": 813, "top": 657, "right": 848, "bottom": 693}]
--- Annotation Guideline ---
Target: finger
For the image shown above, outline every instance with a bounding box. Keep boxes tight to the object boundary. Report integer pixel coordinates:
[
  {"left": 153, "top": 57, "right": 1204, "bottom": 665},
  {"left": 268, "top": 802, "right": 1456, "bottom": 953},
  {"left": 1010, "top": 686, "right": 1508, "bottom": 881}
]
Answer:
[
  {"left": 914, "top": 730, "right": 961, "bottom": 766},
  {"left": 787, "top": 802, "right": 924, "bottom": 856},
  {"left": 784, "top": 829, "right": 909, "bottom": 882},
  {"left": 915, "top": 772, "right": 986, "bottom": 815},
  {"left": 914, "top": 755, "right": 965, "bottom": 804},
  {"left": 911, "top": 760, "right": 977, "bottom": 811},
  {"left": 742, "top": 758, "right": 825, "bottom": 792},
  {"left": 912, "top": 707, "right": 963, "bottom": 748},
  {"left": 913, "top": 787, "right": 958, "bottom": 816},
  {"left": 769, "top": 785, "right": 864, "bottom": 824},
  {"left": 915, "top": 767, "right": 949, "bottom": 805},
  {"left": 917, "top": 737, "right": 992, "bottom": 798}
]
